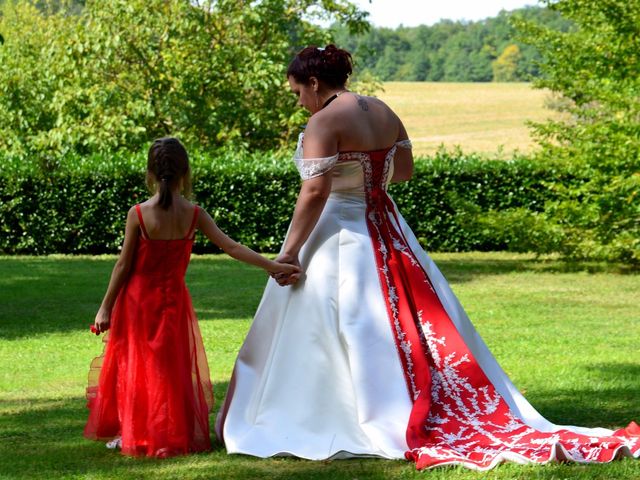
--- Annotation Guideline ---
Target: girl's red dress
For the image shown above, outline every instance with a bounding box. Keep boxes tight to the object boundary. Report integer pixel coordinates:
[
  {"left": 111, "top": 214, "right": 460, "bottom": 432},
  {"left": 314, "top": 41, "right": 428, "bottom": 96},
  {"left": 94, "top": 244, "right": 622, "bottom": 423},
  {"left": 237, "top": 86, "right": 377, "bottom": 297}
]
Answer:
[{"left": 84, "top": 204, "right": 213, "bottom": 457}]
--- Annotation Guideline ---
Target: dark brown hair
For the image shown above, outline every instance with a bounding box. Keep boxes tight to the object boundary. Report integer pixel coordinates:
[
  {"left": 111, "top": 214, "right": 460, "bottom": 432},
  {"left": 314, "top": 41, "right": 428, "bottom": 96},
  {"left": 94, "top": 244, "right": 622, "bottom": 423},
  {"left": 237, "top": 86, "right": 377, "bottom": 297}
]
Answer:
[
  {"left": 287, "top": 44, "right": 353, "bottom": 88},
  {"left": 146, "top": 137, "right": 191, "bottom": 210}
]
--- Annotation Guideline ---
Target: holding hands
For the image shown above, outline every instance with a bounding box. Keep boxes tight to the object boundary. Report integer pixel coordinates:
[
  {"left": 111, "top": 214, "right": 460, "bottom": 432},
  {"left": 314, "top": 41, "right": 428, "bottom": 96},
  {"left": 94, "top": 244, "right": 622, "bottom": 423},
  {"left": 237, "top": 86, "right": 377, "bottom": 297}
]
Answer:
[
  {"left": 270, "top": 253, "right": 301, "bottom": 286},
  {"left": 91, "top": 256, "right": 301, "bottom": 337}
]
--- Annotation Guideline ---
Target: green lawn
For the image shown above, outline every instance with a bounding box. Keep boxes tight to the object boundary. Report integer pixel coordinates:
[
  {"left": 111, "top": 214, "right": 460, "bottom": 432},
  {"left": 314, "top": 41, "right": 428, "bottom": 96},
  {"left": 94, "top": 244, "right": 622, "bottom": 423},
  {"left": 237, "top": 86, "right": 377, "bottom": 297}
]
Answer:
[{"left": 0, "top": 253, "right": 638, "bottom": 479}]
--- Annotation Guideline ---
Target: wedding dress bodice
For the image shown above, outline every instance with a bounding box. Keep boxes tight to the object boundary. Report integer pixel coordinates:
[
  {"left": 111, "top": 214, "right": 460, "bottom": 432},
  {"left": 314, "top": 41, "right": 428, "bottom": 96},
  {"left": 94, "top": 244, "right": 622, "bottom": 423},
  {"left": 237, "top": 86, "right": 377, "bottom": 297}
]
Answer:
[
  {"left": 329, "top": 159, "right": 375, "bottom": 193},
  {"left": 293, "top": 132, "right": 412, "bottom": 193}
]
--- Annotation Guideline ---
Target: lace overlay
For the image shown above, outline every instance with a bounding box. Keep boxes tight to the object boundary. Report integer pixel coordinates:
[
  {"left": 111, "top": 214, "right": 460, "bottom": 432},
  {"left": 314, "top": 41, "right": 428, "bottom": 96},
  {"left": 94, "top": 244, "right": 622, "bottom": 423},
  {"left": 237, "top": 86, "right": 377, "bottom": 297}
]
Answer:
[{"left": 293, "top": 133, "right": 339, "bottom": 180}]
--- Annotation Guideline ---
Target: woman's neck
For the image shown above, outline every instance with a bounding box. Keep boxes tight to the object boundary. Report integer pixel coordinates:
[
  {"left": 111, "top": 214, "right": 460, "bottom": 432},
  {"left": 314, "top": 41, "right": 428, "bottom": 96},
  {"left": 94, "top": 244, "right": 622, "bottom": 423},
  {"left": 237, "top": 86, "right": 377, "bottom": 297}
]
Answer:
[{"left": 319, "top": 88, "right": 348, "bottom": 109}]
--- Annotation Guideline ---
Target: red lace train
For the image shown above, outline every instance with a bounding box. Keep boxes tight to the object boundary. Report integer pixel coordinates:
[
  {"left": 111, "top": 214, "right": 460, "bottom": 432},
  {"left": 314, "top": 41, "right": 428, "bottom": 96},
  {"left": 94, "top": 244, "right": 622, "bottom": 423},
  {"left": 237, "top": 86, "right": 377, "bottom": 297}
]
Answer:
[{"left": 358, "top": 147, "right": 640, "bottom": 470}]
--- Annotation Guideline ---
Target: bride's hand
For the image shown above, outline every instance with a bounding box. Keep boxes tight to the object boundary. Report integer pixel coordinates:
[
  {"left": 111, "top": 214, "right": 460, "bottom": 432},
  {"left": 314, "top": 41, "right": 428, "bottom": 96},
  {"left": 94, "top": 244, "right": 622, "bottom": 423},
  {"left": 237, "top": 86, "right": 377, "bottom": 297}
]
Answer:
[{"left": 271, "top": 253, "right": 301, "bottom": 286}]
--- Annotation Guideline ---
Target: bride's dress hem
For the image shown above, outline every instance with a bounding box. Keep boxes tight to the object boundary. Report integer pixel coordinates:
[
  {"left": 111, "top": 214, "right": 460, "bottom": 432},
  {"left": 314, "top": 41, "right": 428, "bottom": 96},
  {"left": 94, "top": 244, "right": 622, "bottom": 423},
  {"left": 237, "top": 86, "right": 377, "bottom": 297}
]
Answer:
[
  {"left": 224, "top": 448, "right": 402, "bottom": 461},
  {"left": 222, "top": 438, "right": 640, "bottom": 470}
]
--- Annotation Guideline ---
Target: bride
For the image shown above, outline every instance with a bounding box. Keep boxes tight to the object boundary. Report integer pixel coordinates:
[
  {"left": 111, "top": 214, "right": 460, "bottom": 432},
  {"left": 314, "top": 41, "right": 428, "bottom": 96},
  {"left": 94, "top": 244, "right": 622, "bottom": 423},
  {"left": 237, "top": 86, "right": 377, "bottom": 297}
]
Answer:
[{"left": 215, "top": 44, "right": 639, "bottom": 470}]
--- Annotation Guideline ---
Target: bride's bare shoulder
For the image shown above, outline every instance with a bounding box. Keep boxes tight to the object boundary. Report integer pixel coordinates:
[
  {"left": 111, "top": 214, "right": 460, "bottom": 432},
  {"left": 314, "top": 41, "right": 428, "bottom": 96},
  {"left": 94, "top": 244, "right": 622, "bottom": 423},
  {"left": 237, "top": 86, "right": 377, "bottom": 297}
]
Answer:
[
  {"left": 342, "top": 93, "right": 383, "bottom": 112},
  {"left": 345, "top": 93, "right": 397, "bottom": 120}
]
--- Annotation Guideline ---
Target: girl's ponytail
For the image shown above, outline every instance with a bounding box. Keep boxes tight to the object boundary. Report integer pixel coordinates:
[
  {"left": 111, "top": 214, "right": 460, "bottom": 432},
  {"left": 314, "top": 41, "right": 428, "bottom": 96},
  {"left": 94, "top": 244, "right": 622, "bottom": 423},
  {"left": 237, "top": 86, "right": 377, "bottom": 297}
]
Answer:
[{"left": 158, "top": 176, "right": 172, "bottom": 210}]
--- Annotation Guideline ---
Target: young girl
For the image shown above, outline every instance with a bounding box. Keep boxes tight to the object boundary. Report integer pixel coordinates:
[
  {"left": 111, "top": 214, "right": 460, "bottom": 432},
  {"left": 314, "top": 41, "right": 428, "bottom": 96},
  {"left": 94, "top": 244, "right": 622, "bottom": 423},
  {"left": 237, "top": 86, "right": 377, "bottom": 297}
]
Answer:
[{"left": 83, "top": 137, "right": 299, "bottom": 458}]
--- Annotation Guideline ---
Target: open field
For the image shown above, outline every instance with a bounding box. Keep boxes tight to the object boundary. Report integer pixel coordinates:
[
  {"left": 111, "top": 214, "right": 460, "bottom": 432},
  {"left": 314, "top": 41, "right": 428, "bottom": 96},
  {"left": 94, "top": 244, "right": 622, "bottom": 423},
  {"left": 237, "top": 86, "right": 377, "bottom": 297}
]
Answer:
[
  {"left": 378, "top": 82, "right": 559, "bottom": 157},
  {"left": 0, "top": 253, "right": 638, "bottom": 479}
]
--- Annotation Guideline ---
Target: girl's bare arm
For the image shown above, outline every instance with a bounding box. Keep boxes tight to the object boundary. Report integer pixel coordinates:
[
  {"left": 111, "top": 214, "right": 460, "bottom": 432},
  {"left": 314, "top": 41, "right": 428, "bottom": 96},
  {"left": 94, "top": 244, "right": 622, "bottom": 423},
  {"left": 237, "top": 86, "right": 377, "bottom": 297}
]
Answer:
[
  {"left": 94, "top": 207, "right": 140, "bottom": 332},
  {"left": 198, "top": 208, "right": 300, "bottom": 276}
]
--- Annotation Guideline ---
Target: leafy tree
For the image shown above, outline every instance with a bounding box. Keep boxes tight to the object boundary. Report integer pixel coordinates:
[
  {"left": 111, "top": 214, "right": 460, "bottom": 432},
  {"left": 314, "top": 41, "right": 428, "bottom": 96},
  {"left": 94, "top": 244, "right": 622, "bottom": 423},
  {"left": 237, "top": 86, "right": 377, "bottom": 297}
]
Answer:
[
  {"left": 500, "top": 0, "right": 640, "bottom": 263},
  {"left": 404, "top": 48, "right": 430, "bottom": 81},
  {"left": 0, "top": 0, "right": 368, "bottom": 159},
  {"left": 492, "top": 44, "right": 521, "bottom": 81},
  {"left": 376, "top": 44, "right": 403, "bottom": 79}
]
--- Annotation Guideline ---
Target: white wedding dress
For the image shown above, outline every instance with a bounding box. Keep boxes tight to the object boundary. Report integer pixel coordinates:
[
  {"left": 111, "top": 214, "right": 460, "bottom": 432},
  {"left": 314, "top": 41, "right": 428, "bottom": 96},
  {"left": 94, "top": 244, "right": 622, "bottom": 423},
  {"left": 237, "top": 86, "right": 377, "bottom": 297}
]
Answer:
[{"left": 216, "top": 136, "right": 639, "bottom": 470}]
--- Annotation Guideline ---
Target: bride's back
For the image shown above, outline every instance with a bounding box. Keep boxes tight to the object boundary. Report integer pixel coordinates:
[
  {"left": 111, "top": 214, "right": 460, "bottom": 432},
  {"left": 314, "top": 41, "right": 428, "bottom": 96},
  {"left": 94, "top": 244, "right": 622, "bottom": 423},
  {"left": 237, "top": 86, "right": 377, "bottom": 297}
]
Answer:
[{"left": 320, "top": 93, "right": 401, "bottom": 153}]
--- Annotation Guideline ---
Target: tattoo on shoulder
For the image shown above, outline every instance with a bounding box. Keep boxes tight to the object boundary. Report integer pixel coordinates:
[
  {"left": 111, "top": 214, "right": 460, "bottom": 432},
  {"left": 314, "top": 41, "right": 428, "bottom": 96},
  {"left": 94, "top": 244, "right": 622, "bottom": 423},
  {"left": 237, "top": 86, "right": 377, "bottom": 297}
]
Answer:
[{"left": 356, "top": 95, "right": 369, "bottom": 112}]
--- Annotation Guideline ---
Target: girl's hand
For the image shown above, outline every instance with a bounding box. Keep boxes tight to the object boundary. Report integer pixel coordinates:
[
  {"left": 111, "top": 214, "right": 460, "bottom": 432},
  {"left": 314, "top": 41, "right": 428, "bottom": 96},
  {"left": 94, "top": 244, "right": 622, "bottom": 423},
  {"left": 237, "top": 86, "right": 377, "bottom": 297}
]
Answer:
[
  {"left": 270, "top": 254, "right": 301, "bottom": 286},
  {"left": 94, "top": 307, "right": 111, "bottom": 334}
]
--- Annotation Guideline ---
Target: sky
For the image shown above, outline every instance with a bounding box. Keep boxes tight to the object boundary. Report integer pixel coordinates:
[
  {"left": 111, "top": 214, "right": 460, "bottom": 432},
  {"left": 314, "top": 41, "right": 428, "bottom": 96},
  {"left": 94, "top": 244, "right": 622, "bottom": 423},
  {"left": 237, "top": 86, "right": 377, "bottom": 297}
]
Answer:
[{"left": 351, "top": 0, "right": 541, "bottom": 28}]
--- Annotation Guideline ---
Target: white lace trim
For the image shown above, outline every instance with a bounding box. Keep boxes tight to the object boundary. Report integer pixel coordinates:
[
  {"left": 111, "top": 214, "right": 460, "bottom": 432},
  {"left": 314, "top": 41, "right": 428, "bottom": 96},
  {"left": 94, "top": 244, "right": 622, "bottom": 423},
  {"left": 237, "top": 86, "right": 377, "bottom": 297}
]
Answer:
[
  {"left": 293, "top": 132, "right": 339, "bottom": 180},
  {"left": 292, "top": 132, "right": 412, "bottom": 180}
]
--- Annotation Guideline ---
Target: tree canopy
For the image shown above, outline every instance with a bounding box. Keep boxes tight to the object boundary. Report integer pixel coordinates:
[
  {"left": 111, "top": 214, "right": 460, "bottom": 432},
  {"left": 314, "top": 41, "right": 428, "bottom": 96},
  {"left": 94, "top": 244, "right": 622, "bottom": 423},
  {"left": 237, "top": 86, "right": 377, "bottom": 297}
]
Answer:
[
  {"left": 0, "top": 0, "right": 368, "bottom": 158},
  {"left": 491, "top": 0, "right": 640, "bottom": 263}
]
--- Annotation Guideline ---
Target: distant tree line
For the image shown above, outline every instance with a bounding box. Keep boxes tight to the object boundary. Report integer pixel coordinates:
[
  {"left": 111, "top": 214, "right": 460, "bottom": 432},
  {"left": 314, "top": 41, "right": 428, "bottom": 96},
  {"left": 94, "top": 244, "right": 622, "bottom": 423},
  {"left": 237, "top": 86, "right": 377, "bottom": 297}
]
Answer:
[{"left": 332, "top": 6, "right": 573, "bottom": 82}]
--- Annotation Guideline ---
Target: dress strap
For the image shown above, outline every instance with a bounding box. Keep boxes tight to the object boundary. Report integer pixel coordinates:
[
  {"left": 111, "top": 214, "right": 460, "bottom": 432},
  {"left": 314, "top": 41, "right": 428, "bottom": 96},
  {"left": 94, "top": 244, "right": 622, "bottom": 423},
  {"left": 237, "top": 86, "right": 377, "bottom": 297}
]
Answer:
[
  {"left": 135, "top": 204, "right": 150, "bottom": 240},
  {"left": 185, "top": 205, "right": 200, "bottom": 240}
]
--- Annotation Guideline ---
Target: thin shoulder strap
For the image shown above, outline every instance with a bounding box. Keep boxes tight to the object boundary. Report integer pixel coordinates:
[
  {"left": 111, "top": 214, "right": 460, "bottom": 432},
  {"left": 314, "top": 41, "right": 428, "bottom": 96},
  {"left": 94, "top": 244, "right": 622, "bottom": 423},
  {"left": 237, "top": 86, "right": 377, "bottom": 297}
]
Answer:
[
  {"left": 134, "top": 204, "right": 150, "bottom": 240},
  {"left": 185, "top": 205, "right": 200, "bottom": 240}
]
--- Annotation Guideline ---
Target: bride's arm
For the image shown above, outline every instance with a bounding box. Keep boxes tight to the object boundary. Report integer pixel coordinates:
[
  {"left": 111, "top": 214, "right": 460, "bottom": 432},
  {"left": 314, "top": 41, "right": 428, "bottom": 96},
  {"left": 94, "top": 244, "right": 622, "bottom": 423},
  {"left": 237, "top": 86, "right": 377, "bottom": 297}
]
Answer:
[
  {"left": 276, "top": 116, "right": 336, "bottom": 282},
  {"left": 391, "top": 119, "right": 413, "bottom": 183},
  {"left": 279, "top": 174, "right": 332, "bottom": 259}
]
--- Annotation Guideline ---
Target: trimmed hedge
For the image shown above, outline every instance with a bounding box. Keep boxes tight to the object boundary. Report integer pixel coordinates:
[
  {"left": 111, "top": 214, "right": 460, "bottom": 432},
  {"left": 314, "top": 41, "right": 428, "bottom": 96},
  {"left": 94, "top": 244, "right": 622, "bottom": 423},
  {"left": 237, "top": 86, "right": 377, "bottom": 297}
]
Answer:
[{"left": 0, "top": 150, "right": 586, "bottom": 254}]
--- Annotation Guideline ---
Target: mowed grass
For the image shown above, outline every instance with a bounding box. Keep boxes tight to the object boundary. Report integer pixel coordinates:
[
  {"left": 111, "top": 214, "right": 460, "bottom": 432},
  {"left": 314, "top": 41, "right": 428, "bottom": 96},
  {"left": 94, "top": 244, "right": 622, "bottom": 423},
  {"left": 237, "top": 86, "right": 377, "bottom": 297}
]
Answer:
[
  {"left": 377, "top": 82, "right": 559, "bottom": 157},
  {"left": 0, "top": 253, "right": 639, "bottom": 479}
]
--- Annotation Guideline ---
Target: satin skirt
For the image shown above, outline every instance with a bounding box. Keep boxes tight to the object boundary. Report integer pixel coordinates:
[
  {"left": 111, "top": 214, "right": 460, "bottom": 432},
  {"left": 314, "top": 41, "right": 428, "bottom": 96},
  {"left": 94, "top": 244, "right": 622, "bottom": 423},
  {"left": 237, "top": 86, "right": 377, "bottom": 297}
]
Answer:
[{"left": 215, "top": 191, "right": 620, "bottom": 460}]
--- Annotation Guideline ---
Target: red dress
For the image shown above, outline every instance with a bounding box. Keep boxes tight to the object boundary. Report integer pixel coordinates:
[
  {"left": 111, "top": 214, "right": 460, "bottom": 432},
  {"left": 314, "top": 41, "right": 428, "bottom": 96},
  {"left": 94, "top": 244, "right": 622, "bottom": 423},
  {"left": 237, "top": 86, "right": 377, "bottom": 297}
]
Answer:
[{"left": 84, "top": 204, "right": 213, "bottom": 457}]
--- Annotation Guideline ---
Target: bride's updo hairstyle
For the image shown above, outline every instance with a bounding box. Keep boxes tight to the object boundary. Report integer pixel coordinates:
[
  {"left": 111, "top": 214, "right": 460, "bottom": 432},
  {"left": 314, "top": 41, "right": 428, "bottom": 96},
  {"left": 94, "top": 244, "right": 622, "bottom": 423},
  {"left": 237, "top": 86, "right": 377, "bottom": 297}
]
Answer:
[
  {"left": 146, "top": 137, "right": 192, "bottom": 210},
  {"left": 287, "top": 44, "right": 353, "bottom": 88}
]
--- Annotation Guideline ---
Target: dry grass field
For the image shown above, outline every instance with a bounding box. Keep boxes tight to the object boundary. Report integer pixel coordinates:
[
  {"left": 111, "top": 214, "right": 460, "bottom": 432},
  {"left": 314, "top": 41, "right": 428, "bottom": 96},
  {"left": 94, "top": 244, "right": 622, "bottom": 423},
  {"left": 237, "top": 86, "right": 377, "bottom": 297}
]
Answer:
[{"left": 377, "top": 82, "right": 559, "bottom": 157}]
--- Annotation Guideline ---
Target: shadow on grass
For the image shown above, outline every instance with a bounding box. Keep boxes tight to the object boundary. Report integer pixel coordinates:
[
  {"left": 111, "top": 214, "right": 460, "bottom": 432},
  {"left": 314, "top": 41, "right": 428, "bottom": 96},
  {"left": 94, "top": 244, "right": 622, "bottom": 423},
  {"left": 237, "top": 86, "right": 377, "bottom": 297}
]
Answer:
[
  {"left": 1, "top": 380, "right": 638, "bottom": 480},
  {"left": 0, "top": 388, "right": 405, "bottom": 480},
  {"left": 528, "top": 362, "right": 640, "bottom": 429},
  {"left": 0, "top": 254, "right": 636, "bottom": 339},
  {"left": 0, "top": 257, "right": 268, "bottom": 339},
  {"left": 433, "top": 255, "right": 637, "bottom": 285}
]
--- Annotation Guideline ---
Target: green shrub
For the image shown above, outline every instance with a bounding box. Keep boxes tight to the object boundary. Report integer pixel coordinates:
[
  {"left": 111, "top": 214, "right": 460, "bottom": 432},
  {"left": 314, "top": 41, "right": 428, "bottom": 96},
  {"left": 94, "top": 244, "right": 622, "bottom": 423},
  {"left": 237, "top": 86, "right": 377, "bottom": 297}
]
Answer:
[
  {"left": 0, "top": 150, "right": 587, "bottom": 255},
  {"left": 512, "top": 0, "right": 640, "bottom": 264},
  {"left": 389, "top": 150, "right": 586, "bottom": 252}
]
